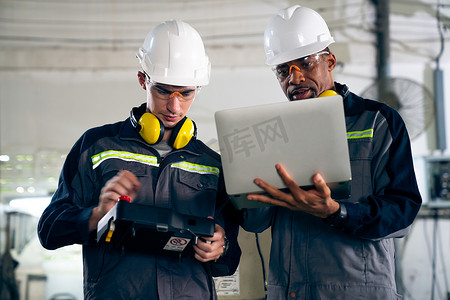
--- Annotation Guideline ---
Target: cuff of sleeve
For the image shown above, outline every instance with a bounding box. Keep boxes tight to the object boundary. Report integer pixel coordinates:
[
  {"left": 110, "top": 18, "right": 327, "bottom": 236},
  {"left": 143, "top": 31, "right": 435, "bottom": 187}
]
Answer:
[
  {"left": 323, "top": 202, "right": 348, "bottom": 228},
  {"left": 78, "top": 206, "right": 95, "bottom": 242},
  {"left": 220, "top": 236, "right": 229, "bottom": 257}
]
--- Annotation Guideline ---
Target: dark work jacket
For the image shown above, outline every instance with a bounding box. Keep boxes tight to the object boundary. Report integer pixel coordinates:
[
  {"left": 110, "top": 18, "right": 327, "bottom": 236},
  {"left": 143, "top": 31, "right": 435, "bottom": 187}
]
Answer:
[
  {"left": 37, "top": 115, "right": 241, "bottom": 300},
  {"left": 242, "top": 83, "right": 422, "bottom": 300}
]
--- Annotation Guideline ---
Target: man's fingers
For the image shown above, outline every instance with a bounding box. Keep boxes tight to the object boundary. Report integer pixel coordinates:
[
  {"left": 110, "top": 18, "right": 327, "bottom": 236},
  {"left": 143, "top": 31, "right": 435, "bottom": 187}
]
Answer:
[
  {"left": 252, "top": 178, "right": 291, "bottom": 200},
  {"left": 193, "top": 239, "right": 223, "bottom": 262},
  {"left": 250, "top": 166, "right": 304, "bottom": 207},
  {"left": 102, "top": 170, "right": 141, "bottom": 200},
  {"left": 247, "top": 193, "right": 294, "bottom": 209},
  {"left": 274, "top": 164, "right": 309, "bottom": 200},
  {"left": 312, "top": 173, "right": 331, "bottom": 198},
  {"left": 116, "top": 170, "right": 141, "bottom": 196}
]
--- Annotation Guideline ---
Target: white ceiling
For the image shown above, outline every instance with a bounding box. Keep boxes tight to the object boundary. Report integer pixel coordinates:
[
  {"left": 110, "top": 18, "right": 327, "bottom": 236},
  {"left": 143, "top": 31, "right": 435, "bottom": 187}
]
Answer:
[{"left": 1, "top": 0, "right": 449, "bottom": 69}]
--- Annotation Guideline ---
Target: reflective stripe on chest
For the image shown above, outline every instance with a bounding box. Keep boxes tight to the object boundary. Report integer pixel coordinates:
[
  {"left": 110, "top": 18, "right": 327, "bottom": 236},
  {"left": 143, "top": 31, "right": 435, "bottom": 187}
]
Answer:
[
  {"left": 171, "top": 161, "right": 219, "bottom": 176},
  {"left": 91, "top": 150, "right": 159, "bottom": 169}
]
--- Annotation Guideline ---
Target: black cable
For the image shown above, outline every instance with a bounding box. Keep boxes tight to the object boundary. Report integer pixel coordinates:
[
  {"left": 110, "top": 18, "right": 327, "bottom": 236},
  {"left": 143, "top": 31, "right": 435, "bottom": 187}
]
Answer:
[{"left": 255, "top": 233, "right": 267, "bottom": 295}]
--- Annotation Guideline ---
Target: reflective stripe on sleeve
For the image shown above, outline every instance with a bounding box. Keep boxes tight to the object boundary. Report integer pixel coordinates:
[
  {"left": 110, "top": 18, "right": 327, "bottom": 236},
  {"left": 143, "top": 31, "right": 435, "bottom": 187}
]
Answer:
[{"left": 347, "top": 129, "right": 374, "bottom": 139}]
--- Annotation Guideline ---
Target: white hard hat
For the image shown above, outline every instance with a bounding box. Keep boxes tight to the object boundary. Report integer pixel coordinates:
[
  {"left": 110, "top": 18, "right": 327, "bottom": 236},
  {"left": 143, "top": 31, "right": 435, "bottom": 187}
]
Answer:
[
  {"left": 137, "top": 20, "right": 211, "bottom": 86},
  {"left": 264, "top": 5, "right": 335, "bottom": 66}
]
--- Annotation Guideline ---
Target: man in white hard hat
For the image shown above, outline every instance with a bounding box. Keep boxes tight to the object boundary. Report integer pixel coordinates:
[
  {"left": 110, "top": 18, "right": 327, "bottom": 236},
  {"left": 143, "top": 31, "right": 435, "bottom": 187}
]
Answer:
[
  {"left": 38, "top": 20, "right": 241, "bottom": 299},
  {"left": 241, "top": 5, "right": 421, "bottom": 299}
]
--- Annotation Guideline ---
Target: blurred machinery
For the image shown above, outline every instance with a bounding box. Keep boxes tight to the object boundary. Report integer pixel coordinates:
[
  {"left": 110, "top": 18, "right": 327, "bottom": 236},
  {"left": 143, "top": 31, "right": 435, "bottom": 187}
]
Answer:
[{"left": 426, "top": 157, "right": 450, "bottom": 208}]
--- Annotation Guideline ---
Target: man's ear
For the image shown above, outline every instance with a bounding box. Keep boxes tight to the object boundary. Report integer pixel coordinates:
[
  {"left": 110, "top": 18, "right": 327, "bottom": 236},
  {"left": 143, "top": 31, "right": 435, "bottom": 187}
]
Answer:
[
  {"left": 137, "top": 71, "right": 147, "bottom": 90},
  {"left": 327, "top": 53, "right": 337, "bottom": 72}
]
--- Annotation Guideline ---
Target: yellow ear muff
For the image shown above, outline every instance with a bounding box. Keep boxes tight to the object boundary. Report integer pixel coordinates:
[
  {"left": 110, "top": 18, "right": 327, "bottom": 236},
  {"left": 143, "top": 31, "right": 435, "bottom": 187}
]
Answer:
[
  {"left": 170, "top": 117, "right": 196, "bottom": 149},
  {"left": 319, "top": 90, "right": 338, "bottom": 97},
  {"left": 138, "top": 113, "right": 164, "bottom": 144}
]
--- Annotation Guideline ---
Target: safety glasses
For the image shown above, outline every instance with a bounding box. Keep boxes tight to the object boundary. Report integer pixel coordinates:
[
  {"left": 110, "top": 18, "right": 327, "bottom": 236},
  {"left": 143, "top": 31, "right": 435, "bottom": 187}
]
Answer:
[
  {"left": 272, "top": 51, "right": 329, "bottom": 80},
  {"left": 146, "top": 77, "right": 200, "bottom": 102}
]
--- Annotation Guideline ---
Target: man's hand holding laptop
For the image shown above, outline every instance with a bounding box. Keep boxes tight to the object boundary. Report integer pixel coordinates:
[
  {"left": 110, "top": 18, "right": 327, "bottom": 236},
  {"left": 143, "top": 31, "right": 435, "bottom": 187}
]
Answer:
[{"left": 247, "top": 163, "right": 340, "bottom": 218}]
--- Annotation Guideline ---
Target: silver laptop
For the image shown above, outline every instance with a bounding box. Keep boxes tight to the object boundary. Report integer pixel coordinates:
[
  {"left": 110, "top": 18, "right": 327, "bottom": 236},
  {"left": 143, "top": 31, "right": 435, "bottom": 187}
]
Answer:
[{"left": 215, "top": 95, "right": 352, "bottom": 210}]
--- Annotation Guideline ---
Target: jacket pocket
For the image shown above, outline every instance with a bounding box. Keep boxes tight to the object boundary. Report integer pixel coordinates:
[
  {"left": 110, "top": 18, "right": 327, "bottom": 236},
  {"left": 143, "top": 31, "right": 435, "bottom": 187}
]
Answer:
[
  {"left": 172, "top": 167, "right": 219, "bottom": 216},
  {"left": 177, "top": 167, "right": 219, "bottom": 191},
  {"left": 97, "top": 160, "right": 156, "bottom": 205},
  {"left": 98, "top": 159, "right": 148, "bottom": 178}
]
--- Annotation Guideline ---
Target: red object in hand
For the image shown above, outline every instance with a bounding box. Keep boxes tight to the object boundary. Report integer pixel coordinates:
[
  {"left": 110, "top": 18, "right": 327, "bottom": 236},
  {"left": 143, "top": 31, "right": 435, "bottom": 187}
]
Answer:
[{"left": 118, "top": 195, "right": 131, "bottom": 202}]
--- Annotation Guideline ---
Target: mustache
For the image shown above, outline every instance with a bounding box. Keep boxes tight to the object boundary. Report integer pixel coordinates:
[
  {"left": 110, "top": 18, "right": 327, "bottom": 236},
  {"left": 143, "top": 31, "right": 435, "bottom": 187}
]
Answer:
[
  {"left": 289, "top": 86, "right": 317, "bottom": 97},
  {"left": 289, "top": 86, "right": 313, "bottom": 93}
]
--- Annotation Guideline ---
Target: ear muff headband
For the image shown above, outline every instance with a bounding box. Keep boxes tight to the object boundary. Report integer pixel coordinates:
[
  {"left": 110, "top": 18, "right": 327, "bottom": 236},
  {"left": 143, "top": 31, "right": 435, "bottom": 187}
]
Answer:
[{"left": 169, "top": 117, "right": 196, "bottom": 149}]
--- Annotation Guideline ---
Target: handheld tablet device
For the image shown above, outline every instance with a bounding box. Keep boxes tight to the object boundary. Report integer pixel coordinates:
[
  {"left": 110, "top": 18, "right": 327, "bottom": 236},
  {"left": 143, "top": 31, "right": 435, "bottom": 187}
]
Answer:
[{"left": 97, "top": 199, "right": 215, "bottom": 256}]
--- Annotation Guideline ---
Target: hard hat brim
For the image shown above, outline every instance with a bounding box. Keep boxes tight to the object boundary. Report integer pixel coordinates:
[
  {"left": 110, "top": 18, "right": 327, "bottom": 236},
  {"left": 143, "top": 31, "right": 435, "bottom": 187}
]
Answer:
[{"left": 266, "top": 39, "right": 334, "bottom": 66}]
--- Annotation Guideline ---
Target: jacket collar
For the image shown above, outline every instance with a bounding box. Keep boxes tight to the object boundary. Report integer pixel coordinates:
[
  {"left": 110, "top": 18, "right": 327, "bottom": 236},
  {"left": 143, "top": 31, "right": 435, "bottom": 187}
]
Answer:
[{"left": 335, "top": 82, "right": 366, "bottom": 116}]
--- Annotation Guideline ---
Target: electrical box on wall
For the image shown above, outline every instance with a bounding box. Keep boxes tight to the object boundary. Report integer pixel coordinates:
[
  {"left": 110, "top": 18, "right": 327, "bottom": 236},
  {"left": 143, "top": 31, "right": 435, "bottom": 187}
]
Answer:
[{"left": 425, "top": 156, "right": 450, "bottom": 208}]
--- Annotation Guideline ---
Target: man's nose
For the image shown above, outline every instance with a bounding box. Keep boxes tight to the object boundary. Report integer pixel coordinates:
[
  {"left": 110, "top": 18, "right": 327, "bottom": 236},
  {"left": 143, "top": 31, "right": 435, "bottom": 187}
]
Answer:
[
  {"left": 289, "top": 65, "right": 305, "bottom": 84},
  {"left": 167, "top": 94, "right": 182, "bottom": 112}
]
